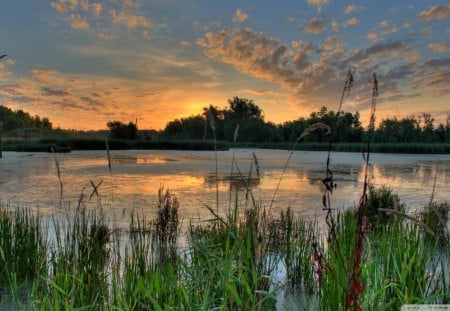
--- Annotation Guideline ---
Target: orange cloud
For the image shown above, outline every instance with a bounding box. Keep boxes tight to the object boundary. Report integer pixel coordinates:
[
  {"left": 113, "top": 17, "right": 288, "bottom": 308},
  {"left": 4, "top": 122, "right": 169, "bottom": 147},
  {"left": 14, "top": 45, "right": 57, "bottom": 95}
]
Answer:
[
  {"left": 367, "top": 32, "right": 378, "bottom": 42},
  {"left": 304, "top": 17, "right": 325, "bottom": 34},
  {"left": 344, "top": 17, "right": 359, "bottom": 28},
  {"left": 70, "top": 14, "right": 89, "bottom": 30},
  {"left": 126, "top": 15, "right": 151, "bottom": 29},
  {"left": 232, "top": 9, "right": 250, "bottom": 23},
  {"left": 51, "top": 1, "right": 69, "bottom": 13},
  {"left": 92, "top": 3, "right": 102, "bottom": 17},
  {"left": 345, "top": 5, "right": 356, "bottom": 14},
  {"left": 428, "top": 43, "right": 450, "bottom": 52},
  {"left": 307, "top": 0, "right": 329, "bottom": 5},
  {"left": 419, "top": 4, "right": 450, "bottom": 22}
]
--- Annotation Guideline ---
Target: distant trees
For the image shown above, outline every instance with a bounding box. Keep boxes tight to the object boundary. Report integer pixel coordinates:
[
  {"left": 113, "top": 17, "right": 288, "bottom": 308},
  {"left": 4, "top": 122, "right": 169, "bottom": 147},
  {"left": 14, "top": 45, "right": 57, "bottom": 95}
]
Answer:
[
  {"left": 161, "top": 99, "right": 450, "bottom": 144},
  {"left": 0, "top": 105, "right": 53, "bottom": 132},
  {"left": 107, "top": 121, "right": 138, "bottom": 140},
  {"left": 374, "top": 113, "right": 450, "bottom": 143},
  {"left": 162, "top": 97, "right": 282, "bottom": 143},
  {"left": 279, "top": 106, "right": 363, "bottom": 143}
]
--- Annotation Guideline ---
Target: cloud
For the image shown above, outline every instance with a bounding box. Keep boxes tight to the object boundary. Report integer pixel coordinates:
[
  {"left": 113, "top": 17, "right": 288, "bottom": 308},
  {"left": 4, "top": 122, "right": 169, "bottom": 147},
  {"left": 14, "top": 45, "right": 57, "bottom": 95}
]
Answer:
[
  {"left": 80, "top": 0, "right": 89, "bottom": 11},
  {"left": 180, "top": 40, "right": 191, "bottom": 46},
  {"left": 238, "top": 89, "right": 279, "bottom": 96},
  {"left": 363, "top": 40, "right": 410, "bottom": 57},
  {"left": 419, "top": 5, "right": 450, "bottom": 22},
  {"left": 367, "top": 32, "right": 378, "bottom": 42},
  {"left": 70, "top": 14, "right": 89, "bottom": 30},
  {"left": 42, "top": 87, "right": 71, "bottom": 96},
  {"left": 344, "top": 5, "right": 356, "bottom": 14},
  {"left": 110, "top": 7, "right": 151, "bottom": 31},
  {"left": 197, "top": 26, "right": 430, "bottom": 113},
  {"left": 331, "top": 21, "right": 338, "bottom": 32},
  {"left": 98, "top": 32, "right": 116, "bottom": 40},
  {"left": 126, "top": 15, "right": 151, "bottom": 29},
  {"left": 51, "top": 100, "right": 86, "bottom": 111},
  {"left": 304, "top": 17, "right": 325, "bottom": 34},
  {"left": 197, "top": 28, "right": 304, "bottom": 88},
  {"left": 51, "top": 0, "right": 78, "bottom": 13},
  {"left": 142, "top": 30, "right": 150, "bottom": 39},
  {"left": 51, "top": 1, "right": 70, "bottom": 13},
  {"left": 81, "top": 96, "right": 103, "bottom": 106},
  {"left": 382, "top": 27, "right": 399, "bottom": 35},
  {"left": 344, "top": 17, "right": 359, "bottom": 28},
  {"left": 92, "top": 3, "right": 102, "bottom": 17},
  {"left": 232, "top": 9, "right": 249, "bottom": 23},
  {"left": 0, "top": 84, "right": 22, "bottom": 96},
  {"left": 421, "top": 57, "right": 450, "bottom": 68},
  {"left": 30, "top": 68, "right": 58, "bottom": 82},
  {"left": 307, "top": 0, "right": 329, "bottom": 6},
  {"left": 428, "top": 43, "right": 450, "bottom": 52},
  {"left": 380, "top": 20, "right": 389, "bottom": 28}
]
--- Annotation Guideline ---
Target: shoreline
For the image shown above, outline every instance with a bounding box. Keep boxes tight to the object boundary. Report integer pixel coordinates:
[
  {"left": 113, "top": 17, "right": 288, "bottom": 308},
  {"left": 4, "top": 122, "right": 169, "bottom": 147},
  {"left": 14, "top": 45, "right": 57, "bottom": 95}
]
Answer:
[{"left": 2, "top": 138, "right": 450, "bottom": 154}]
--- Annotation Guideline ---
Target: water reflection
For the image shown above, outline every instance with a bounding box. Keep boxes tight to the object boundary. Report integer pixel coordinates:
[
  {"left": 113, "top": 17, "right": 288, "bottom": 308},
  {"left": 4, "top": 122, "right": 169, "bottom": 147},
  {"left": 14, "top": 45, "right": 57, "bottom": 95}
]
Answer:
[
  {"left": 204, "top": 173, "right": 261, "bottom": 190},
  {"left": 0, "top": 150, "right": 449, "bottom": 225}
]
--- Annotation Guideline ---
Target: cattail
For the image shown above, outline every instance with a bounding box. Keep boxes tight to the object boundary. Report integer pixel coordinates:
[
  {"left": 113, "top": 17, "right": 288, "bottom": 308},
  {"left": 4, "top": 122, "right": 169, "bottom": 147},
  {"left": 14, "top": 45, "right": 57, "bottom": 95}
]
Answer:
[{"left": 345, "top": 66, "right": 356, "bottom": 96}]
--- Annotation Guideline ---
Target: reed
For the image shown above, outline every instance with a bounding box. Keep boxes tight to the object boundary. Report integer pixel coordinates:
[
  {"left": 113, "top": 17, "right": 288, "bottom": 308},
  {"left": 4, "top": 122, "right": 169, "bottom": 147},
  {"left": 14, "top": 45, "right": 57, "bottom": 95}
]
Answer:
[
  {"left": 0, "top": 186, "right": 448, "bottom": 309},
  {"left": 0, "top": 205, "right": 47, "bottom": 298}
]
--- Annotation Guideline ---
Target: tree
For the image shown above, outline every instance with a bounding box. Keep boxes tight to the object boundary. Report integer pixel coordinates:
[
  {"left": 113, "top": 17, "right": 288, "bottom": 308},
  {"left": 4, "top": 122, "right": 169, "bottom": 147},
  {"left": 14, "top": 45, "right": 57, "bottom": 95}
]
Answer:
[
  {"left": 224, "top": 97, "right": 263, "bottom": 121},
  {"left": 164, "top": 115, "right": 205, "bottom": 140},
  {"left": 222, "top": 97, "right": 265, "bottom": 142},
  {"left": 107, "top": 121, "right": 138, "bottom": 140}
]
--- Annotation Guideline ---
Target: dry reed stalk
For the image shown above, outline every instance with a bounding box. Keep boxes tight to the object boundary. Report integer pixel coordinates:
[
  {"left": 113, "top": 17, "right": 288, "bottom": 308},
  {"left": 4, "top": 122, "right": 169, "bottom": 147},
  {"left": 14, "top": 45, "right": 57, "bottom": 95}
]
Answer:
[
  {"left": 105, "top": 138, "right": 115, "bottom": 210},
  {"left": 89, "top": 179, "right": 103, "bottom": 201},
  {"left": 51, "top": 147, "right": 64, "bottom": 207},
  {"left": 207, "top": 110, "right": 219, "bottom": 213},
  {"left": 252, "top": 152, "right": 260, "bottom": 180},
  {"left": 378, "top": 208, "right": 435, "bottom": 236},
  {"left": 269, "top": 122, "right": 333, "bottom": 213},
  {"left": 229, "top": 124, "right": 239, "bottom": 214},
  {"left": 323, "top": 68, "right": 355, "bottom": 242},
  {"left": 105, "top": 139, "right": 112, "bottom": 174}
]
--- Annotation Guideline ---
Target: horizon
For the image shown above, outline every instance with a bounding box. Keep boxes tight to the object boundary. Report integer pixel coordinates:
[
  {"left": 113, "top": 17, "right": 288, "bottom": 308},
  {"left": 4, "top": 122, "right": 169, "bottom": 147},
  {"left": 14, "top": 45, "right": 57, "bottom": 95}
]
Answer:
[{"left": 0, "top": 1, "right": 449, "bottom": 130}]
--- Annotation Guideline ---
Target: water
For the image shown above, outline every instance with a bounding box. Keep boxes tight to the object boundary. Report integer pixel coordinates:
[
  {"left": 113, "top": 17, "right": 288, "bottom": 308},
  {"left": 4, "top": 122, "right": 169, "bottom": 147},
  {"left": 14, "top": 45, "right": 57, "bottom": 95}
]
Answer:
[{"left": 0, "top": 149, "right": 449, "bottom": 228}]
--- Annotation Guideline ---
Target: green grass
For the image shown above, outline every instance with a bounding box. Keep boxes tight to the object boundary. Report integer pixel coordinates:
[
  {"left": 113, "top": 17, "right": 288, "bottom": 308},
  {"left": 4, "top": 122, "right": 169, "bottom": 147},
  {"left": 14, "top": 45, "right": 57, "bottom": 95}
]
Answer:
[{"left": 0, "top": 187, "right": 448, "bottom": 309}]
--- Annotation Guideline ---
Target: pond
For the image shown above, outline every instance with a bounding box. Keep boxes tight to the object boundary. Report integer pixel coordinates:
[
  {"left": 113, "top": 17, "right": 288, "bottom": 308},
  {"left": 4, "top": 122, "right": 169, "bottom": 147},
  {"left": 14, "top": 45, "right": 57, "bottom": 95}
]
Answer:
[{"left": 0, "top": 149, "right": 449, "bottom": 228}]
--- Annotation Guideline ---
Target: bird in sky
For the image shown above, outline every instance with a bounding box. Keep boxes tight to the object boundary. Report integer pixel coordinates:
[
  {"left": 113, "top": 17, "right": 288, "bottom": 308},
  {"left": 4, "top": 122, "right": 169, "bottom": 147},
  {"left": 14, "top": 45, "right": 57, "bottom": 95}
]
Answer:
[{"left": 0, "top": 55, "right": 7, "bottom": 59}]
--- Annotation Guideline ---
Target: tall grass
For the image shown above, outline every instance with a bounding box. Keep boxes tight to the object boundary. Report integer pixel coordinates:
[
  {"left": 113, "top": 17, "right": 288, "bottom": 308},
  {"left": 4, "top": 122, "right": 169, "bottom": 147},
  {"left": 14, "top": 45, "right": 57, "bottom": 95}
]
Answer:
[
  {"left": 0, "top": 185, "right": 448, "bottom": 309},
  {"left": 0, "top": 205, "right": 47, "bottom": 306}
]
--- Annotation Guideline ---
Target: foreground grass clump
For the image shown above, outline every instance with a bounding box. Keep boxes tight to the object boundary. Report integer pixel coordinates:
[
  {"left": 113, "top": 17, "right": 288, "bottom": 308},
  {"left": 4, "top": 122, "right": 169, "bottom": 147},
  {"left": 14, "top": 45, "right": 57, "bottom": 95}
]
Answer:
[
  {"left": 31, "top": 210, "right": 111, "bottom": 309},
  {"left": 319, "top": 194, "right": 449, "bottom": 310},
  {"left": 0, "top": 206, "right": 46, "bottom": 287},
  {"left": 0, "top": 186, "right": 448, "bottom": 310}
]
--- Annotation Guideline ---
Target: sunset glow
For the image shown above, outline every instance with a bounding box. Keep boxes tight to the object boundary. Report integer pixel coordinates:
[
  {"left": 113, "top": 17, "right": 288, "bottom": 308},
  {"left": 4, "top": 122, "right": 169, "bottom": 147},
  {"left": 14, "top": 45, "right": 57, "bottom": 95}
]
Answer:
[{"left": 0, "top": 1, "right": 449, "bottom": 130}]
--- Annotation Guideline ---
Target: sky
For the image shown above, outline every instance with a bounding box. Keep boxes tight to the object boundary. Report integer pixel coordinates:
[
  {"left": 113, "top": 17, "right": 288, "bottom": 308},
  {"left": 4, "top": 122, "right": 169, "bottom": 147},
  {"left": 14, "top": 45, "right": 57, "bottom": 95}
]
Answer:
[{"left": 0, "top": 0, "right": 449, "bottom": 130}]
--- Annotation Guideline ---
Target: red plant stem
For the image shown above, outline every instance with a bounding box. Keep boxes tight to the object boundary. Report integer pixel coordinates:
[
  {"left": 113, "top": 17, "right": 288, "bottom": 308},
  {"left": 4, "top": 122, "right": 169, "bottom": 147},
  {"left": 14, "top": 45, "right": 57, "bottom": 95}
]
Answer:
[{"left": 345, "top": 74, "right": 378, "bottom": 310}]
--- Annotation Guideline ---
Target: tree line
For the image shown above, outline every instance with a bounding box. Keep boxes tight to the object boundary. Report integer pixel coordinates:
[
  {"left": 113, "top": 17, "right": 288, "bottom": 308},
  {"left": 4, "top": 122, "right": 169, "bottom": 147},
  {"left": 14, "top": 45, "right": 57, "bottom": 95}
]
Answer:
[
  {"left": 151, "top": 97, "right": 450, "bottom": 144},
  {"left": 0, "top": 105, "right": 53, "bottom": 132},
  {"left": 2, "top": 97, "right": 449, "bottom": 144}
]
